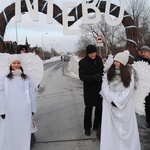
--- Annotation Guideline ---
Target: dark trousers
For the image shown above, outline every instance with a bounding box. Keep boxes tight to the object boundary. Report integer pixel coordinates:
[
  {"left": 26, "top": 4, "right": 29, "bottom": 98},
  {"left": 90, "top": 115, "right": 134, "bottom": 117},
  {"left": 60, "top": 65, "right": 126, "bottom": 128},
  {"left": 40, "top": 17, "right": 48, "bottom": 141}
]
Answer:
[
  {"left": 30, "top": 133, "right": 36, "bottom": 149},
  {"left": 145, "top": 94, "right": 150, "bottom": 123},
  {"left": 84, "top": 105, "right": 102, "bottom": 130}
]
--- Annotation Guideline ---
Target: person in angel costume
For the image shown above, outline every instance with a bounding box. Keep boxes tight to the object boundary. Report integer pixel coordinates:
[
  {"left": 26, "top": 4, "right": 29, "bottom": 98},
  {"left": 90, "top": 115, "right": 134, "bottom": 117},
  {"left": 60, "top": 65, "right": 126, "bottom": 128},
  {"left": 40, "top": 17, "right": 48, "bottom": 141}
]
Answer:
[
  {"left": 16, "top": 44, "right": 37, "bottom": 148},
  {"left": 100, "top": 50, "right": 141, "bottom": 150},
  {"left": 0, "top": 53, "right": 43, "bottom": 150}
]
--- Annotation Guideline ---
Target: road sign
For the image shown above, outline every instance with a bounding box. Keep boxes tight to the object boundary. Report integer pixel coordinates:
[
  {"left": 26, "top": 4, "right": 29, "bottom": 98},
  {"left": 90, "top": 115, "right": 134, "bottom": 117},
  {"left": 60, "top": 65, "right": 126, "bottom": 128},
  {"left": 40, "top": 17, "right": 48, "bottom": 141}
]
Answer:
[
  {"left": 96, "top": 36, "right": 103, "bottom": 43},
  {"left": 96, "top": 43, "right": 104, "bottom": 47}
]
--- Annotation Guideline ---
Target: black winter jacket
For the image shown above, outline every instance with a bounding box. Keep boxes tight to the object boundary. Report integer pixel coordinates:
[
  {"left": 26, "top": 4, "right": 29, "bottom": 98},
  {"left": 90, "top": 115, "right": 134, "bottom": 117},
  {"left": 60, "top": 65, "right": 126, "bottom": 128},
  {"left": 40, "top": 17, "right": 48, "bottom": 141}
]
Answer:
[{"left": 79, "top": 55, "right": 104, "bottom": 106}]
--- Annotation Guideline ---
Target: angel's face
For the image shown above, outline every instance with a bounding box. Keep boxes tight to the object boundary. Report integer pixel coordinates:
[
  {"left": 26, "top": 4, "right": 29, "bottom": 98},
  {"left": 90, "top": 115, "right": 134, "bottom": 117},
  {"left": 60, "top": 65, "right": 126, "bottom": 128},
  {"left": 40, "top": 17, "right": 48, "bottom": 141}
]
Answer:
[
  {"left": 114, "top": 61, "right": 120, "bottom": 68},
  {"left": 11, "top": 60, "right": 21, "bottom": 70}
]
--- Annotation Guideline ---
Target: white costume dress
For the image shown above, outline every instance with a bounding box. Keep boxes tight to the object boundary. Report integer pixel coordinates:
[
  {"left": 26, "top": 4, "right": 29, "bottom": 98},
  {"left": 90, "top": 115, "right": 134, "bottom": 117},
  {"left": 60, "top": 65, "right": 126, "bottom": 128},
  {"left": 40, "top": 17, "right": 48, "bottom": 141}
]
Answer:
[
  {"left": 0, "top": 73, "right": 36, "bottom": 150},
  {"left": 100, "top": 73, "right": 141, "bottom": 150}
]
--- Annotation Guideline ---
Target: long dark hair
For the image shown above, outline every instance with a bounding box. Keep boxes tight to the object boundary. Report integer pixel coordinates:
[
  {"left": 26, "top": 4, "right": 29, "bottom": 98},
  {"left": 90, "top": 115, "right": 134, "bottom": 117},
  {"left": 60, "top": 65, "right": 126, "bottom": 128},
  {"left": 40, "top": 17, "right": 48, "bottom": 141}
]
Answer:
[
  {"left": 7, "top": 66, "right": 27, "bottom": 79},
  {"left": 107, "top": 63, "right": 131, "bottom": 88}
]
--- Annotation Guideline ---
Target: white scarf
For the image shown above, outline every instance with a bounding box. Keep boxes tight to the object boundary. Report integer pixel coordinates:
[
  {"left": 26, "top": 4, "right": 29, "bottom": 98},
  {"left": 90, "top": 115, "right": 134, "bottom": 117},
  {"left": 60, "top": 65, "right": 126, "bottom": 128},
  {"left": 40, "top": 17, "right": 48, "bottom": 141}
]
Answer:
[
  {"left": 11, "top": 69, "right": 22, "bottom": 76},
  {"left": 109, "top": 68, "right": 125, "bottom": 92}
]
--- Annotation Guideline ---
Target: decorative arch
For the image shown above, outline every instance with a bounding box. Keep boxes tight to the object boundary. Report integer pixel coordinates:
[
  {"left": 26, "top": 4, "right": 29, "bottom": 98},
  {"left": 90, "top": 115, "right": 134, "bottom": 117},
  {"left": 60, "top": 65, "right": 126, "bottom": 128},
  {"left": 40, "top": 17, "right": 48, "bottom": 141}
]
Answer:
[{"left": 0, "top": 0, "right": 137, "bottom": 55}]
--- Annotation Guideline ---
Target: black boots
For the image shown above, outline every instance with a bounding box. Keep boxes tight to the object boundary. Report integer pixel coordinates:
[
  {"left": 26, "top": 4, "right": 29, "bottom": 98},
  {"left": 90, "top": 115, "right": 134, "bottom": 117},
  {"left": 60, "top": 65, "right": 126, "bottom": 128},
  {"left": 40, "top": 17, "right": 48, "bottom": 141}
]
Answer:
[
  {"left": 85, "top": 130, "right": 91, "bottom": 136},
  {"left": 147, "top": 123, "right": 150, "bottom": 128}
]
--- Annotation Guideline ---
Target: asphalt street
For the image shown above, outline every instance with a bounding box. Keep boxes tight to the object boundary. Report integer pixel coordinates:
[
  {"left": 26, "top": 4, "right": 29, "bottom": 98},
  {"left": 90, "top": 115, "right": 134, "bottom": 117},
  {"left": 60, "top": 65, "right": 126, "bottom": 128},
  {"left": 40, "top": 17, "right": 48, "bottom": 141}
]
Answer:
[{"left": 32, "top": 60, "right": 150, "bottom": 150}]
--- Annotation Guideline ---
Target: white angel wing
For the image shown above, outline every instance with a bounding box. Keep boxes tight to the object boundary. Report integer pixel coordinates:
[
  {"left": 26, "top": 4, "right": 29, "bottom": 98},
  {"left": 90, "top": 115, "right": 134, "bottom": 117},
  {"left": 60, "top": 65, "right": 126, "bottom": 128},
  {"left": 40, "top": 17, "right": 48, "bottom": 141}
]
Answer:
[
  {"left": 131, "top": 61, "right": 150, "bottom": 115},
  {"left": 20, "top": 53, "right": 44, "bottom": 88},
  {"left": 103, "top": 54, "right": 114, "bottom": 72},
  {"left": 0, "top": 53, "right": 43, "bottom": 89},
  {"left": 0, "top": 53, "right": 11, "bottom": 75}
]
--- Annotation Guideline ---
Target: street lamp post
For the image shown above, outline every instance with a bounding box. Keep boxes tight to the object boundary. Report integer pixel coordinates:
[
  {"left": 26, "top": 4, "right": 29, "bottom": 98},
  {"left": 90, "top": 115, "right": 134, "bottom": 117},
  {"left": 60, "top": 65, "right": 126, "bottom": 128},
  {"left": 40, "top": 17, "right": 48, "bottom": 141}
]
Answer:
[
  {"left": 50, "top": 39, "right": 55, "bottom": 57},
  {"left": 42, "top": 32, "right": 48, "bottom": 60},
  {"left": 15, "top": 22, "right": 18, "bottom": 45},
  {"left": 51, "top": 39, "right": 55, "bottom": 50}
]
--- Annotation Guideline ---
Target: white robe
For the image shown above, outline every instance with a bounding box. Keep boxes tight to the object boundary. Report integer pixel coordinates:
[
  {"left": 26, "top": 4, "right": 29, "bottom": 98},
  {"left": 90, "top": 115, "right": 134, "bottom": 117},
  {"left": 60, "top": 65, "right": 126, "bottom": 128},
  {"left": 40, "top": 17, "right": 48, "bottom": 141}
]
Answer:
[
  {"left": 0, "top": 74, "right": 36, "bottom": 150},
  {"left": 100, "top": 74, "right": 141, "bottom": 150}
]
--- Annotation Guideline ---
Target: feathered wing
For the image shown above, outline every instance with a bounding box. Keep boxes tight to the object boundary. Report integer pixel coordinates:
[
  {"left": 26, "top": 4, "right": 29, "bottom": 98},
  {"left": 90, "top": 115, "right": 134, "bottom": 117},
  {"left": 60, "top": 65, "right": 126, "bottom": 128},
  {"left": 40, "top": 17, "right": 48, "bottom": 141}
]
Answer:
[
  {"left": 0, "top": 53, "right": 43, "bottom": 89},
  {"left": 20, "top": 53, "right": 44, "bottom": 88},
  {"left": 0, "top": 53, "right": 11, "bottom": 75},
  {"left": 103, "top": 54, "right": 114, "bottom": 72},
  {"left": 131, "top": 61, "right": 150, "bottom": 115}
]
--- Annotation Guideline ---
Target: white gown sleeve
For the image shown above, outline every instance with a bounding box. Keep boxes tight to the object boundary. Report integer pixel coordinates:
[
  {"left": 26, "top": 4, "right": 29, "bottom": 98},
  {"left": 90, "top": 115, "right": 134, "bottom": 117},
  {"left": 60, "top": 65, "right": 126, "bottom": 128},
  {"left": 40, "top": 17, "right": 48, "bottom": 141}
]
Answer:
[
  {"left": 0, "top": 75, "right": 6, "bottom": 115},
  {"left": 29, "top": 78, "right": 36, "bottom": 113},
  {"left": 101, "top": 74, "right": 134, "bottom": 109}
]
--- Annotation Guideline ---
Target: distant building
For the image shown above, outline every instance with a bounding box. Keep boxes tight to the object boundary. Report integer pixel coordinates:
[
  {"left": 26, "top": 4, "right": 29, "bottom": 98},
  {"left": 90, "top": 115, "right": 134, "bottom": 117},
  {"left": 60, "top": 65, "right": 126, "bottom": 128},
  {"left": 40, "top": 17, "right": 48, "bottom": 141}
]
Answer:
[{"left": 4, "top": 41, "right": 14, "bottom": 54}]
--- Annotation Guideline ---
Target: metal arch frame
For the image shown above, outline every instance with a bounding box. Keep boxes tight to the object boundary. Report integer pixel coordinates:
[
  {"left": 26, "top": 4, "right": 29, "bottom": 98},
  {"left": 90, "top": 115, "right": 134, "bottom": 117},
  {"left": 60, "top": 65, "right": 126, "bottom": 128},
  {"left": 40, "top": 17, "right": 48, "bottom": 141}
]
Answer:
[{"left": 0, "top": 0, "right": 137, "bottom": 55}]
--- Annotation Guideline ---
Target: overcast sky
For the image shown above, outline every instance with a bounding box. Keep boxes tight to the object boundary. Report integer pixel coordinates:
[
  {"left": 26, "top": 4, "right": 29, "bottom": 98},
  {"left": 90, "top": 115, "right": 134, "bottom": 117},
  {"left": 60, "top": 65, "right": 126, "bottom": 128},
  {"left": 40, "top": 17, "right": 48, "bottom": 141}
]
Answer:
[{"left": 1, "top": 0, "right": 146, "bottom": 53}]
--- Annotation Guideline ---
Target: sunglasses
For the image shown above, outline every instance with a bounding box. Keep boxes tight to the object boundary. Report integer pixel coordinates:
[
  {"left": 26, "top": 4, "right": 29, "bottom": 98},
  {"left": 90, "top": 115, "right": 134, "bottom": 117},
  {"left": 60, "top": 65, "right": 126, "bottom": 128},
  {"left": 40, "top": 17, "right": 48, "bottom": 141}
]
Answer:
[{"left": 21, "top": 48, "right": 26, "bottom": 51}]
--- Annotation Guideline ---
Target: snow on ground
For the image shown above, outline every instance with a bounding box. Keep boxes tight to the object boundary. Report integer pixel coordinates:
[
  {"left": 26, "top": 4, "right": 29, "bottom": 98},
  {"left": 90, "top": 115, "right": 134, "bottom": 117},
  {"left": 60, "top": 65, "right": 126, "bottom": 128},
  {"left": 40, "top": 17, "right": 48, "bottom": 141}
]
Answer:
[
  {"left": 44, "top": 55, "right": 81, "bottom": 79},
  {"left": 43, "top": 56, "right": 62, "bottom": 64},
  {"left": 64, "top": 55, "right": 81, "bottom": 79}
]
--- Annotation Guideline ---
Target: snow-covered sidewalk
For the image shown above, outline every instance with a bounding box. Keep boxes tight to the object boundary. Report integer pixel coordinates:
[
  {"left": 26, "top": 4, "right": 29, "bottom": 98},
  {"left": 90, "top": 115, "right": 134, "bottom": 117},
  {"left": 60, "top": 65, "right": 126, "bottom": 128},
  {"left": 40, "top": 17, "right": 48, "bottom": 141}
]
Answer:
[{"left": 44, "top": 55, "right": 81, "bottom": 79}]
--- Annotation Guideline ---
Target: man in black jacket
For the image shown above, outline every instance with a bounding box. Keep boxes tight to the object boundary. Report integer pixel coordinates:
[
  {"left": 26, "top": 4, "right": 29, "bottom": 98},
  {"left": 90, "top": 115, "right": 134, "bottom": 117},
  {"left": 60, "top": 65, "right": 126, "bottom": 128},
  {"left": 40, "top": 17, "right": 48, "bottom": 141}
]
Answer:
[
  {"left": 139, "top": 45, "right": 150, "bottom": 128},
  {"left": 79, "top": 44, "right": 104, "bottom": 136},
  {"left": 134, "top": 45, "right": 150, "bottom": 128},
  {"left": 134, "top": 48, "right": 143, "bottom": 61}
]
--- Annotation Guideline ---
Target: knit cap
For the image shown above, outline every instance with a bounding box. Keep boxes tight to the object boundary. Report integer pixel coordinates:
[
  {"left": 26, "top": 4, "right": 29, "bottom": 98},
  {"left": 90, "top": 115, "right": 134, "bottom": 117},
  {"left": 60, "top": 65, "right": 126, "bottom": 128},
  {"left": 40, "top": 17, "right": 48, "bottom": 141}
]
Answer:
[
  {"left": 8, "top": 54, "right": 21, "bottom": 65},
  {"left": 114, "top": 50, "right": 130, "bottom": 66},
  {"left": 86, "top": 45, "right": 97, "bottom": 54},
  {"left": 140, "top": 45, "right": 150, "bottom": 52}
]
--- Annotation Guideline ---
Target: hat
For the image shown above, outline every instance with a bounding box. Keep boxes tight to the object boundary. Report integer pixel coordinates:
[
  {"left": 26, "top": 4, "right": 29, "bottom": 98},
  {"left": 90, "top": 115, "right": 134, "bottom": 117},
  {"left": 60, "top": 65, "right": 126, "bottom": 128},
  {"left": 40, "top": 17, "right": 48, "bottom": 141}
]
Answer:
[
  {"left": 114, "top": 50, "right": 130, "bottom": 66},
  {"left": 8, "top": 54, "right": 21, "bottom": 65},
  {"left": 16, "top": 45, "right": 27, "bottom": 54},
  {"left": 86, "top": 45, "right": 97, "bottom": 54},
  {"left": 140, "top": 45, "right": 150, "bottom": 52}
]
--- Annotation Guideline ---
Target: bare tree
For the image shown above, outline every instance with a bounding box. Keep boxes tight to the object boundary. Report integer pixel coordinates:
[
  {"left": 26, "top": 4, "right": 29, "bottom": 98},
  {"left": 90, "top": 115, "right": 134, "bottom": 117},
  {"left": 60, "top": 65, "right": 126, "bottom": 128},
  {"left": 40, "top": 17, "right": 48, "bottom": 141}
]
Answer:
[
  {"left": 76, "top": 34, "right": 94, "bottom": 57},
  {"left": 76, "top": 35, "right": 93, "bottom": 50},
  {"left": 77, "top": 15, "right": 125, "bottom": 55},
  {"left": 127, "top": 0, "right": 150, "bottom": 47}
]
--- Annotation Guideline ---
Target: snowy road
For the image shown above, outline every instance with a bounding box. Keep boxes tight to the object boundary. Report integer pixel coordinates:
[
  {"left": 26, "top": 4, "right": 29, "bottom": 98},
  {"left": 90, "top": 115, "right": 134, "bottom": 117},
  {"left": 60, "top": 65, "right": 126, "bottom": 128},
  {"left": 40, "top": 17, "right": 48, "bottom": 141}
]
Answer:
[
  {"left": 32, "top": 60, "right": 100, "bottom": 150},
  {"left": 31, "top": 59, "right": 150, "bottom": 150}
]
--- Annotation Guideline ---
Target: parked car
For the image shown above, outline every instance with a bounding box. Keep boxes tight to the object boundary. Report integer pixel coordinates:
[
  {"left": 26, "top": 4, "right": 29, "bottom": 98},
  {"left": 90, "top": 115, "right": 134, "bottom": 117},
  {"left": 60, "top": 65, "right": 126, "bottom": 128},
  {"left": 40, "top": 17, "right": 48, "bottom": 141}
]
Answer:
[{"left": 63, "top": 55, "right": 70, "bottom": 62}]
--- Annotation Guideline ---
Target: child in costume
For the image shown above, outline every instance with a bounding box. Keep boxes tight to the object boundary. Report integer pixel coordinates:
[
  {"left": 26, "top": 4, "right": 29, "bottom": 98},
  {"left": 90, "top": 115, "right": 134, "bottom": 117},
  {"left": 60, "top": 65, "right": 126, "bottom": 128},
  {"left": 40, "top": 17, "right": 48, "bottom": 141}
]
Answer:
[
  {"left": 100, "top": 50, "right": 141, "bottom": 150},
  {"left": 0, "top": 53, "right": 43, "bottom": 150}
]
